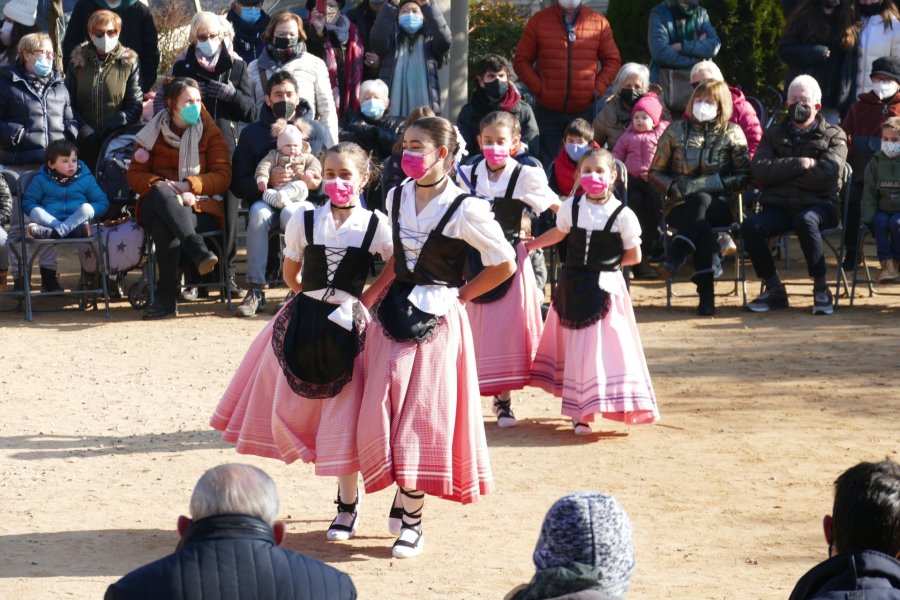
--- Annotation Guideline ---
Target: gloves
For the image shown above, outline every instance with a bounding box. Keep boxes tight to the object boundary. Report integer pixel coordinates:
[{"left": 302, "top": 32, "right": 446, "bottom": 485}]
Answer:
[
  {"left": 79, "top": 123, "right": 97, "bottom": 142},
  {"left": 206, "top": 79, "right": 236, "bottom": 102},
  {"left": 262, "top": 189, "right": 286, "bottom": 209}
]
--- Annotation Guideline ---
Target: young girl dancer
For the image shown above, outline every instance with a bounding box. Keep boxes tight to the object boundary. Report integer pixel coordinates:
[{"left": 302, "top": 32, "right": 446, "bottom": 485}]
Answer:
[
  {"left": 458, "top": 111, "right": 560, "bottom": 428},
  {"left": 356, "top": 116, "right": 516, "bottom": 558},
  {"left": 210, "top": 142, "right": 394, "bottom": 541},
  {"left": 526, "top": 148, "right": 658, "bottom": 435}
]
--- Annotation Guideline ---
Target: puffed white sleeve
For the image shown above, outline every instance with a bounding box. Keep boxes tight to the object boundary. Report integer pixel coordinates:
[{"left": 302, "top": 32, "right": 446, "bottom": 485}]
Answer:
[
  {"left": 369, "top": 210, "right": 394, "bottom": 260},
  {"left": 445, "top": 197, "right": 515, "bottom": 266},
  {"left": 617, "top": 205, "right": 642, "bottom": 250},
  {"left": 554, "top": 197, "right": 576, "bottom": 233},
  {"left": 283, "top": 204, "right": 311, "bottom": 262},
  {"left": 520, "top": 166, "right": 560, "bottom": 214}
]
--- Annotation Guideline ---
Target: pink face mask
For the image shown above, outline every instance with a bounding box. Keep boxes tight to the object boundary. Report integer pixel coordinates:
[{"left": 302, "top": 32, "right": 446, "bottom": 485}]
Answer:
[
  {"left": 324, "top": 178, "right": 357, "bottom": 205},
  {"left": 581, "top": 173, "right": 609, "bottom": 197},
  {"left": 482, "top": 144, "right": 510, "bottom": 168},
  {"left": 401, "top": 148, "right": 438, "bottom": 180}
]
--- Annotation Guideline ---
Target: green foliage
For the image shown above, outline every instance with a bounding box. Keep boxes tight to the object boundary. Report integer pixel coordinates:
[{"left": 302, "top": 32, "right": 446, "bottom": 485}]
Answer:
[
  {"left": 606, "top": 0, "right": 786, "bottom": 97},
  {"left": 467, "top": 0, "right": 530, "bottom": 75}
]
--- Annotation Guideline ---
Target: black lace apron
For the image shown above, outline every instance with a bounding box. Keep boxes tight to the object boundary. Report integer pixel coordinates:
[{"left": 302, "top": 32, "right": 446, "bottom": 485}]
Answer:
[
  {"left": 463, "top": 160, "right": 525, "bottom": 303},
  {"left": 552, "top": 198, "right": 626, "bottom": 330},
  {"left": 377, "top": 188, "right": 470, "bottom": 343},
  {"left": 271, "top": 210, "right": 380, "bottom": 398}
]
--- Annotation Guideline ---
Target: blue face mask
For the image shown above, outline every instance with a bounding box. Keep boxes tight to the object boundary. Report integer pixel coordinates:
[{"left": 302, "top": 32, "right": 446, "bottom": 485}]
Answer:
[
  {"left": 179, "top": 103, "right": 202, "bottom": 126},
  {"left": 196, "top": 38, "right": 220, "bottom": 58},
  {"left": 240, "top": 6, "right": 261, "bottom": 23},
  {"left": 361, "top": 98, "right": 386, "bottom": 119},
  {"left": 398, "top": 12, "right": 423, "bottom": 34},
  {"left": 565, "top": 142, "right": 589, "bottom": 161},
  {"left": 33, "top": 57, "right": 52, "bottom": 77}
]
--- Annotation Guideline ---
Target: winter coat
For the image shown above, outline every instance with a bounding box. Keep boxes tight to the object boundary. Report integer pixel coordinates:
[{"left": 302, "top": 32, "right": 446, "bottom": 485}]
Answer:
[
  {"left": 648, "top": 0, "right": 720, "bottom": 82},
  {"left": 857, "top": 14, "right": 900, "bottom": 96},
  {"left": 346, "top": 0, "right": 380, "bottom": 80},
  {"left": 729, "top": 86, "right": 763, "bottom": 158},
  {"left": 340, "top": 110, "right": 405, "bottom": 162},
  {"left": 248, "top": 46, "right": 339, "bottom": 143},
  {"left": 171, "top": 48, "right": 256, "bottom": 154},
  {"left": 513, "top": 4, "right": 621, "bottom": 114},
  {"left": 649, "top": 118, "right": 751, "bottom": 215},
  {"left": 370, "top": 2, "right": 451, "bottom": 115},
  {"left": 592, "top": 91, "right": 673, "bottom": 150},
  {"left": 104, "top": 515, "right": 357, "bottom": 600},
  {"left": 66, "top": 42, "right": 142, "bottom": 139},
  {"left": 505, "top": 563, "right": 619, "bottom": 600},
  {"left": 63, "top": 0, "right": 159, "bottom": 94},
  {"left": 788, "top": 549, "right": 900, "bottom": 600},
  {"left": 750, "top": 114, "right": 849, "bottom": 213},
  {"left": 456, "top": 84, "right": 540, "bottom": 155},
  {"left": 226, "top": 8, "right": 271, "bottom": 65},
  {"left": 22, "top": 160, "right": 109, "bottom": 221},
  {"left": 841, "top": 90, "right": 900, "bottom": 183},
  {"left": 0, "top": 173, "right": 14, "bottom": 225},
  {"left": 861, "top": 150, "right": 900, "bottom": 224},
  {"left": 613, "top": 120, "right": 670, "bottom": 181},
  {"left": 0, "top": 65, "right": 79, "bottom": 165}
]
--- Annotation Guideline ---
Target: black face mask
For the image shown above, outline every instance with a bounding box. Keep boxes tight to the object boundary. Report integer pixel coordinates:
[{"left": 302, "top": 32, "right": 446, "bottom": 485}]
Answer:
[
  {"left": 483, "top": 79, "right": 509, "bottom": 101},
  {"left": 819, "top": 0, "right": 840, "bottom": 7},
  {"left": 788, "top": 102, "right": 813, "bottom": 124},
  {"left": 273, "top": 36, "right": 298, "bottom": 49},
  {"left": 860, "top": 1, "right": 884, "bottom": 16},
  {"left": 620, "top": 88, "right": 643, "bottom": 108},
  {"left": 271, "top": 100, "right": 297, "bottom": 120}
]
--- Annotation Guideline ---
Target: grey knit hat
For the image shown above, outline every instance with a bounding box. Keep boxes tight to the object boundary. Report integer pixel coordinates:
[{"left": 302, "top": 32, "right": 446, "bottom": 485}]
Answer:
[{"left": 532, "top": 492, "right": 635, "bottom": 599}]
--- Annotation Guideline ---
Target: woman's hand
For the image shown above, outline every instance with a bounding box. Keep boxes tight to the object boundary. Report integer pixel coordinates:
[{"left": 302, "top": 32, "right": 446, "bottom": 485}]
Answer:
[
  {"left": 298, "top": 170, "right": 322, "bottom": 190},
  {"left": 269, "top": 166, "right": 291, "bottom": 188},
  {"left": 310, "top": 9, "right": 326, "bottom": 34}
]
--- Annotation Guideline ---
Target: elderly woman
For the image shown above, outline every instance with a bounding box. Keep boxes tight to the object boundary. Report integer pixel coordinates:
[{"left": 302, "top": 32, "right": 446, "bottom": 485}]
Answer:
[
  {"left": 689, "top": 60, "right": 763, "bottom": 158},
  {"left": 592, "top": 62, "right": 662, "bottom": 150},
  {"left": 306, "top": 0, "right": 365, "bottom": 120},
  {"left": 66, "top": 9, "right": 142, "bottom": 170},
  {"left": 248, "top": 11, "right": 338, "bottom": 143},
  {"left": 127, "top": 77, "right": 232, "bottom": 320},
  {"left": 370, "top": 0, "right": 451, "bottom": 117},
  {"left": 649, "top": 79, "right": 751, "bottom": 316}
]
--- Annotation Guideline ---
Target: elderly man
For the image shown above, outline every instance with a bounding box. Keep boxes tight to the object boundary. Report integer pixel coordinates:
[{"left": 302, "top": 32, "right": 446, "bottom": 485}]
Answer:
[
  {"left": 105, "top": 464, "right": 356, "bottom": 600},
  {"left": 743, "top": 75, "right": 848, "bottom": 316}
]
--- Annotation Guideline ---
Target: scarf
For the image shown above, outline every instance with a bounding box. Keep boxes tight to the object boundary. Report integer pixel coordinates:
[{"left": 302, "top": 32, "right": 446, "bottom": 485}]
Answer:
[
  {"left": 471, "top": 83, "right": 523, "bottom": 122},
  {"left": 135, "top": 109, "right": 203, "bottom": 182},
  {"left": 553, "top": 145, "right": 581, "bottom": 196},
  {"left": 264, "top": 40, "right": 306, "bottom": 66},
  {"left": 326, "top": 14, "right": 351, "bottom": 46},
  {"left": 48, "top": 163, "right": 82, "bottom": 186},
  {"left": 669, "top": 1, "right": 698, "bottom": 43},
  {"left": 322, "top": 17, "right": 364, "bottom": 117},
  {"left": 389, "top": 37, "right": 430, "bottom": 117}
]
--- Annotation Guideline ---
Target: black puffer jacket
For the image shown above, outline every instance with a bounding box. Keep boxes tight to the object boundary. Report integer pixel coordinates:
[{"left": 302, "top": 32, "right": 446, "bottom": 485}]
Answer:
[
  {"left": 0, "top": 65, "right": 78, "bottom": 165},
  {"left": 340, "top": 111, "right": 405, "bottom": 161},
  {"left": 788, "top": 550, "right": 900, "bottom": 600},
  {"left": 456, "top": 85, "right": 540, "bottom": 157},
  {"left": 0, "top": 174, "right": 11, "bottom": 226},
  {"left": 104, "top": 515, "right": 357, "bottom": 600},
  {"left": 751, "top": 114, "right": 849, "bottom": 213}
]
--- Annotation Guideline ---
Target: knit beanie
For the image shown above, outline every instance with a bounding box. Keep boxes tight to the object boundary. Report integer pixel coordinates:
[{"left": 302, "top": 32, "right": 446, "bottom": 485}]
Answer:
[
  {"left": 532, "top": 492, "right": 635, "bottom": 600},
  {"left": 277, "top": 124, "right": 304, "bottom": 150},
  {"left": 632, "top": 92, "right": 663, "bottom": 127},
  {"left": 3, "top": 0, "right": 39, "bottom": 27}
]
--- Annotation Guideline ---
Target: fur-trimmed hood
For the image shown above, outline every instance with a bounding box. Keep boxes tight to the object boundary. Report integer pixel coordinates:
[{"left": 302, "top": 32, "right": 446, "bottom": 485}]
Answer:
[{"left": 70, "top": 41, "right": 137, "bottom": 70}]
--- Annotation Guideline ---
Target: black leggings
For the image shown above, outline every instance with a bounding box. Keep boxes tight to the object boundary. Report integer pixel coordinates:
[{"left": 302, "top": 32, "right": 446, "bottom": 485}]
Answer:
[{"left": 666, "top": 192, "right": 734, "bottom": 273}]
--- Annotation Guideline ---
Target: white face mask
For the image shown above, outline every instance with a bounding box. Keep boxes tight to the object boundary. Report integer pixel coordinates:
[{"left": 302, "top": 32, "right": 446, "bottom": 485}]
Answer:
[
  {"left": 92, "top": 34, "right": 118, "bottom": 54},
  {"left": 559, "top": 0, "right": 582, "bottom": 9},
  {"left": 882, "top": 140, "right": 900, "bottom": 158},
  {"left": 873, "top": 80, "right": 899, "bottom": 100},
  {"left": 692, "top": 100, "right": 718, "bottom": 123},
  {"left": 0, "top": 21, "right": 12, "bottom": 47}
]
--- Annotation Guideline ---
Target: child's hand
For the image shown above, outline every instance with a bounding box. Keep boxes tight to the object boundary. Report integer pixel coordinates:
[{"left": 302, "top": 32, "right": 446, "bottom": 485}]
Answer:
[
  {"left": 257, "top": 180, "right": 268, "bottom": 193},
  {"left": 134, "top": 148, "right": 150, "bottom": 163}
]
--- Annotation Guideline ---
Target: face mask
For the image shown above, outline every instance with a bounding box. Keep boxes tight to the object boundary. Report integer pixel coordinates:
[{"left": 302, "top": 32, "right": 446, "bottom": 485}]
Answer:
[
  {"left": 271, "top": 100, "right": 296, "bottom": 120},
  {"left": 33, "top": 57, "right": 52, "bottom": 77},
  {"left": 0, "top": 21, "right": 13, "bottom": 47},
  {"left": 179, "top": 103, "right": 202, "bottom": 125},
  {"left": 619, "top": 88, "right": 643, "bottom": 108},
  {"left": 196, "top": 38, "right": 221, "bottom": 57},
  {"left": 398, "top": 13, "right": 423, "bottom": 34},
  {"left": 482, "top": 144, "right": 510, "bottom": 168},
  {"left": 361, "top": 97, "right": 386, "bottom": 119},
  {"left": 559, "top": 0, "right": 582, "bottom": 9},
  {"left": 580, "top": 173, "right": 609, "bottom": 196},
  {"left": 483, "top": 79, "right": 509, "bottom": 101},
  {"left": 240, "top": 6, "right": 261, "bottom": 23},
  {"left": 882, "top": 140, "right": 900, "bottom": 157},
  {"left": 273, "top": 35, "right": 298, "bottom": 49},
  {"left": 401, "top": 148, "right": 438, "bottom": 180},
  {"left": 324, "top": 178, "right": 358, "bottom": 205},
  {"left": 92, "top": 34, "right": 118, "bottom": 54},
  {"left": 788, "top": 102, "right": 812, "bottom": 124},
  {"left": 860, "top": 1, "right": 884, "bottom": 17},
  {"left": 565, "top": 142, "right": 589, "bottom": 162},
  {"left": 873, "top": 80, "right": 899, "bottom": 100},
  {"left": 692, "top": 100, "right": 718, "bottom": 123}
]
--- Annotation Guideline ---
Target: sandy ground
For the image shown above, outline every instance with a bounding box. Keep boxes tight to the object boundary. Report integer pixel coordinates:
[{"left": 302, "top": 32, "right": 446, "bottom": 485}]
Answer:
[{"left": 0, "top": 248, "right": 898, "bottom": 600}]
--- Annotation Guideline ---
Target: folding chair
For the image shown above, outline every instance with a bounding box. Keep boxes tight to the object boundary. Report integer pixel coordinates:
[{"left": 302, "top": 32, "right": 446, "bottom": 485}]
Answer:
[
  {"left": 0, "top": 170, "right": 21, "bottom": 311},
  {"left": 849, "top": 223, "right": 900, "bottom": 305},
  {"left": 16, "top": 170, "right": 110, "bottom": 321}
]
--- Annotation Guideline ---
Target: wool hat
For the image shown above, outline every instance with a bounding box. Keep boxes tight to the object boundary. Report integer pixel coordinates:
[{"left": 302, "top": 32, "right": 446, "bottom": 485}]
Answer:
[
  {"left": 871, "top": 56, "right": 900, "bottom": 83},
  {"left": 3, "top": 0, "right": 39, "bottom": 27},
  {"left": 632, "top": 92, "right": 663, "bottom": 126},
  {"left": 277, "top": 123, "right": 304, "bottom": 149},
  {"left": 532, "top": 492, "right": 635, "bottom": 600}
]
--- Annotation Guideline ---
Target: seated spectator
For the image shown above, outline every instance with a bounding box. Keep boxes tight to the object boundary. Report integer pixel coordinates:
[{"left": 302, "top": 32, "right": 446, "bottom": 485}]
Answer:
[
  {"left": 0, "top": 175, "right": 12, "bottom": 293},
  {"left": 126, "top": 77, "right": 232, "bottom": 320},
  {"left": 63, "top": 0, "right": 159, "bottom": 95},
  {"left": 649, "top": 79, "right": 751, "bottom": 316},
  {"left": 65, "top": 9, "right": 142, "bottom": 170},
  {"left": 855, "top": 0, "right": 900, "bottom": 98},
  {"left": 744, "top": 75, "right": 848, "bottom": 316},
  {"left": 379, "top": 104, "right": 435, "bottom": 207},
  {"left": 861, "top": 117, "right": 900, "bottom": 283},
  {"left": 369, "top": 0, "right": 452, "bottom": 117},
  {"left": 226, "top": 1, "right": 271, "bottom": 65},
  {"left": 593, "top": 63, "right": 665, "bottom": 151},
  {"left": 0, "top": 1, "right": 40, "bottom": 68},
  {"left": 548, "top": 118, "right": 594, "bottom": 197},
  {"left": 648, "top": 0, "right": 720, "bottom": 117},
  {"left": 248, "top": 11, "right": 338, "bottom": 143},
  {"left": 505, "top": 491, "right": 635, "bottom": 600},
  {"left": 457, "top": 54, "right": 539, "bottom": 157},
  {"left": 306, "top": 0, "right": 364, "bottom": 120},
  {"left": 104, "top": 463, "right": 357, "bottom": 600},
  {"left": 690, "top": 59, "right": 763, "bottom": 157},
  {"left": 346, "top": 0, "right": 387, "bottom": 80},
  {"left": 788, "top": 458, "right": 900, "bottom": 600}
]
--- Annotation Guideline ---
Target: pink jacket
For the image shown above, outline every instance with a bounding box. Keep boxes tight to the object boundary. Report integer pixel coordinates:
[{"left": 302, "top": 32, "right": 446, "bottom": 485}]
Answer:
[{"left": 613, "top": 120, "right": 670, "bottom": 181}]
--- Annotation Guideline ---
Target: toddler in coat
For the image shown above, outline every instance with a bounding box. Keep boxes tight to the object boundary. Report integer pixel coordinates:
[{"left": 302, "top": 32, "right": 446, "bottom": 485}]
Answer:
[{"left": 255, "top": 120, "right": 322, "bottom": 209}]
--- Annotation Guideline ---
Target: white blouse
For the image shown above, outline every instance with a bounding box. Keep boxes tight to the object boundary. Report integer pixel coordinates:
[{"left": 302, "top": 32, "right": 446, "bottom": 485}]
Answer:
[
  {"left": 387, "top": 179, "right": 516, "bottom": 315},
  {"left": 458, "top": 159, "right": 560, "bottom": 215}
]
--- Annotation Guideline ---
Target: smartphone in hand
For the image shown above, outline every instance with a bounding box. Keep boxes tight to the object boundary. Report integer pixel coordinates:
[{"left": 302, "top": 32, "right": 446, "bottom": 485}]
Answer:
[{"left": 316, "top": 0, "right": 327, "bottom": 15}]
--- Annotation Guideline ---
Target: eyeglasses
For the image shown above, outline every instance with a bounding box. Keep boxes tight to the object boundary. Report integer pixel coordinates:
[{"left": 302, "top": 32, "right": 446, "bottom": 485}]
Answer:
[
  {"left": 196, "top": 33, "right": 220, "bottom": 42},
  {"left": 92, "top": 29, "right": 119, "bottom": 37},
  {"left": 30, "top": 49, "right": 54, "bottom": 59}
]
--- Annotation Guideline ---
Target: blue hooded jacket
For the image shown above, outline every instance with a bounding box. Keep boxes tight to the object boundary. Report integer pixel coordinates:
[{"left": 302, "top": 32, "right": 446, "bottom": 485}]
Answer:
[{"left": 22, "top": 160, "right": 109, "bottom": 221}]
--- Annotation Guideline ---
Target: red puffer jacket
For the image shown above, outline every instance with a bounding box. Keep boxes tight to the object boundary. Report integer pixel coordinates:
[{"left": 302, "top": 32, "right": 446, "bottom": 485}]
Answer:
[{"left": 514, "top": 4, "right": 621, "bottom": 114}]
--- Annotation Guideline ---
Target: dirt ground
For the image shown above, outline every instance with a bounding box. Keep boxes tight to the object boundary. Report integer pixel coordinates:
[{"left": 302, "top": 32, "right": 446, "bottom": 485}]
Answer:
[{"left": 0, "top": 248, "right": 898, "bottom": 600}]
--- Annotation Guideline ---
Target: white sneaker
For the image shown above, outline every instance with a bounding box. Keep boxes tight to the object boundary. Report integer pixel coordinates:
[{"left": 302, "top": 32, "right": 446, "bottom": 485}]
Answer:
[
  {"left": 572, "top": 419, "right": 592, "bottom": 436},
  {"left": 391, "top": 525, "right": 424, "bottom": 559},
  {"left": 492, "top": 396, "right": 518, "bottom": 428}
]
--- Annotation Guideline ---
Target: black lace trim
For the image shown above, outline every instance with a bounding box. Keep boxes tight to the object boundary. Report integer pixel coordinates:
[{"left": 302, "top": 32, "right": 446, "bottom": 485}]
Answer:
[
  {"left": 371, "top": 284, "right": 447, "bottom": 345},
  {"left": 552, "top": 289, "right": 611, "bottom": 330},
  {"left": 270, "top": 294, "right": 367, "bottom": 399}
]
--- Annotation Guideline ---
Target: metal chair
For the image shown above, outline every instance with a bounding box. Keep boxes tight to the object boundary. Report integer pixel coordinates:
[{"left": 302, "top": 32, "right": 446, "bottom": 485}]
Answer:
[{"left": 849, "top": 223, "right": 900, "bottom": 305}]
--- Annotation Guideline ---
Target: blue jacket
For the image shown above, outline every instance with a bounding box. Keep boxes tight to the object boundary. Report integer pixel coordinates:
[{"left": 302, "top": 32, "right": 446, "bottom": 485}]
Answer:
[
  {"left": 648, "top": 1, "right": 720, "bottom": 82},
  {"left": 104, "top": 515, "right": 357, "bottom": 600},
  {"left": 788, "top": 550, "right": 900, "bottom": 599},
  {"left": 22, "top": 161, "right": 109, "bottom": 221}
]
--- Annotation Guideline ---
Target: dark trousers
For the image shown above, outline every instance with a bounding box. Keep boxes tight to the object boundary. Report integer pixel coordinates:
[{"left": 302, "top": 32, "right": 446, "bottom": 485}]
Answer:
[
  {"left": 140, "top": 186, "right": 217, "bottom": 304},
  {"left": 628, "top": 177, "right": 662, "bottom": 259},
  {"left": 741, "top": 203, "right": 838, "bottom": 281},
  {"left": 666, "top": 192, "right": 734, "bottom": 273},
  {"left": 841, "top": 182, "right": 861, "bottom": 268},
  {"left": 534, "top": 104, "right": 594, "bottom": 167}
]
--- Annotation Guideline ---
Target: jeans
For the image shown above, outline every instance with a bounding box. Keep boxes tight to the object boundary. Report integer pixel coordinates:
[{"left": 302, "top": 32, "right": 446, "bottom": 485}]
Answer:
[
  {"left": 245, "top": 200, "right": 304, "bottom": 287},
  {"left": 741, "top": 203, "right": 838, "bottom": 281},
  {"left": 872, "top": 211, "right": 900, "bottom": 261},
  {"left": 665, "top": 192, "right": 734, "bottom": 274},
  {"left": 533, "top": 104, "right": 595, "bottom": 167},
  {"left": 30, "top": 203, "right": 94, "bottom": 237}
]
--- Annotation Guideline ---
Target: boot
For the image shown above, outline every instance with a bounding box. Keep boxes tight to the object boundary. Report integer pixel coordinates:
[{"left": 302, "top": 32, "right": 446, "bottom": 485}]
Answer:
[
  {"left": 183, "top": 234, "right": 218, "bottom": 276},
  {"left": 40, "top": 268, "right": 63, "bottom": 293},
  {"left": 695, "top": 273, "right": 715, "bottom": 316}
]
